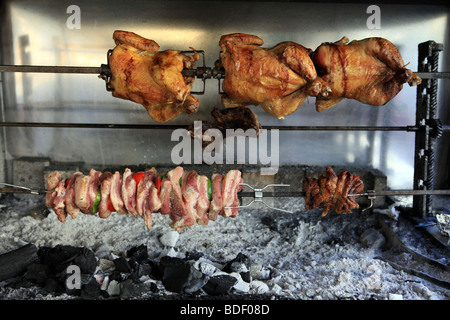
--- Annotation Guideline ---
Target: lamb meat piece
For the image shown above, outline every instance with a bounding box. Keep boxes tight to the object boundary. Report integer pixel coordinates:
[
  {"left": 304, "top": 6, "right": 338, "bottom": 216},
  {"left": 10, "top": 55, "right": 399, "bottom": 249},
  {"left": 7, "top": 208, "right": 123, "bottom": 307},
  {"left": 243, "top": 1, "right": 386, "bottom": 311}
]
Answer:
[
  {"left": 65, "top": 172, "right": 82, "bottom": 218},
  {"left": 74, "top": 174, "right": 91, "bottom": 214},
  {"left": 108, "top": 30, "right": 200, "bottom": 123},
  {"left": 167, "top": 166, "right": 195, "bottom": 231},
  {"left": 219, "top": 33, "right": 330, "bottom": 119},
  {"left": 159, "top": 176, "right": 172, "bottom": 215},
  {"left": 302, "top": 167, "right": 364, "bottom": 217},
  {"left": 208, "top": 173, "right": 223, "bottom": 221},
  {"left": 181, "top": 170, "right": 201, "bottom": 223},
  {"left": 98, "top": 172, "right": 113, "bottom": 218},
  {"left": 45, "top": 171, "right": 61, "bottom": 191},
  {"left": 145, "top": 183, "right": 162, "bottom": 230},
  {"left": 222, "top": 170, "right": 242, "bottom": 217},
  {"left": 122, "top": 168, "right": 137, "bottom": 216},
  {"left": 45, "top": 171, "right": 67, "bottom": 223},
  {"left": 87, "top": 169, "right": 102, "bottom": 212},
  {"left": 312, "top": 36, "right": 422, "bottom": 111},
  {"left": 110, "top": 171, "right": 127, "bottom": 215},
  {"left": 196, "top": 174, "right": 210, "bottom": 225},
  {"left": 136, "top": 168, "right": 155, "bottom": 217}
]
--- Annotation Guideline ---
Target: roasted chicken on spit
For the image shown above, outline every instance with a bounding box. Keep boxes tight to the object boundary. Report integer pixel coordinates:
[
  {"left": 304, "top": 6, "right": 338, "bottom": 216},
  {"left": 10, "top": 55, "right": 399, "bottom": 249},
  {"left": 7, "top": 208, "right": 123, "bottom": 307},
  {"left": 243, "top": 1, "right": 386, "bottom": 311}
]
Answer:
[
  {"left": 45, "top": 167, "right": 243, "bottom": 231},
  {"left": 302, "top": 167, "right": 364, "bottom": 217},
  {"left": 312, "top": 36, "right": 422, "bottom": 111},
  {"left": 108, "top": 30, "right": 200, "bottom": 123},
  {"left": 219, "top": 33, "right": 331, "bottom": 119}
]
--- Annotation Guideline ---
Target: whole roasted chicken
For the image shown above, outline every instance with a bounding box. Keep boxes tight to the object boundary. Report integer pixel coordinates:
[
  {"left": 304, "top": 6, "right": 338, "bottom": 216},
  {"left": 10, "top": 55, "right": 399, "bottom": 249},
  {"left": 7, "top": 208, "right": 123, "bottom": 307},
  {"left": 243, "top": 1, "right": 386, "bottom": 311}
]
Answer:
[
  {"left": 108, "top": 30, "right": 200, "bottom": 123},
  {"left": 312, "top": 36, "right": 422, "bottom": 111},
  {"left": 219, "top": 33, "right": 331, "bottom": 119}
]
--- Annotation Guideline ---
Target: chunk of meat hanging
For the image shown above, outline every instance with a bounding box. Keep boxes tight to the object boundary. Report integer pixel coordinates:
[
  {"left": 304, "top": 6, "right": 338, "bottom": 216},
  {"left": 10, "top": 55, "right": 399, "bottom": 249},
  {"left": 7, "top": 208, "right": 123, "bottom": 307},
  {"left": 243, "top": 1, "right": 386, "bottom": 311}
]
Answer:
[
  {"left": 302, "top": 166, "right": 364, "bottom": 217},
  {"left": 312, "top": 36, "right": 422, "bottom": 111},
  {"left": 219, "top": 33, "right": 331, "bottom": 119},
  {"left": 108, "top": 30, "right": 201, "bottom": 123}
]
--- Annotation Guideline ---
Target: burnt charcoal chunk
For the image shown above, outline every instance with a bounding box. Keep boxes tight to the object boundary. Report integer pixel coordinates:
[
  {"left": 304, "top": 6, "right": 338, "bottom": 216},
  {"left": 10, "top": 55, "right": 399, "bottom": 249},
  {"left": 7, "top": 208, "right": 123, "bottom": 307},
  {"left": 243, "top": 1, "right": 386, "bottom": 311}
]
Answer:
[
  {"left": 38, "top": 245, "right": 83, "bottom": 273},
  {"left": 24, "top": 263, "right": 50, "bottom": 285},
  {"left": 240, "top": 271, "right": 251, "bottom": 283},
  {"left": 0, "top": 244, "right": 39, "bottom": 282},
  {"left": 160, "top": 256, "right": 208, "bottom": 293},
  {"left": 203, "top": 274, "right": 237, "bottom": 295},
  {"left": 223, "top": 252, "right": 251, "bottom": 273},
  {"left": 114, "top": 257, "right": 133, "bottom": 273},
  {"left": 81, "top": 276, "right": 101, "bottom": 299},
  {"left": 127, "top": 244, "right": 148, "bottom": 263},
  {"left": 74, "top": 248, "right": 97, "bottom": 274},
  {"left": 185, "top": 251, "right": 204, "bottom": 261},
  {"left": 119, "top": 279, "right": 146, "bottom": 299}
]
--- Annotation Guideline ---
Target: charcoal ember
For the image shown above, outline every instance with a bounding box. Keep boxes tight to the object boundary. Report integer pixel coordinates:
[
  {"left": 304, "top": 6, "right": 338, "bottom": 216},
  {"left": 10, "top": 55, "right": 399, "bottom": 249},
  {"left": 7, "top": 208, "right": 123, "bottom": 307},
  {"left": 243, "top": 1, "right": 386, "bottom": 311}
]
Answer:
[
  {"left": 134, "top": 262, "right": 152, "bottom": 278},
  {"left": 44, "top": 277, "right": 64, "bottom": 294},
  {"left": 159, "top": 256, "right": 208, "bottom": 293},
  {"left": 203, "top": 274, "right": 238, "bottom": 295},
  {"left": 185, "top": 251, "right": 204, "bottom": 261},
  {"left": 74, "top": 248, "right": 97, "bottom": 274},
  {"left": 113, "top": 257, "right": 133, "bottom": 273},
  {"left": 240, "top": 271, "right": 251, "bottom": 283},
  {"left": 147, "top": 260, "right": 163, "bottom": 280},
  {"left": 223, "top": 252, "right": 251, "bottom": 273},
  {"left": 38, "top": 245, "right": 84, "bottom": 273},
  {"left": 81, "top": 276, "right": 101, "bottom": 299},
  {"left": 127, "top": 244, "right": 148, "bottom": 263},
  {"left": 0, "top": 243, "right": 39, "bottom": 282},
  {"left": 119, "top": 279, "right": 146, "bottom": 299},
  {"left": 24, "top": 263, "right": 50, "bottom": 285}
]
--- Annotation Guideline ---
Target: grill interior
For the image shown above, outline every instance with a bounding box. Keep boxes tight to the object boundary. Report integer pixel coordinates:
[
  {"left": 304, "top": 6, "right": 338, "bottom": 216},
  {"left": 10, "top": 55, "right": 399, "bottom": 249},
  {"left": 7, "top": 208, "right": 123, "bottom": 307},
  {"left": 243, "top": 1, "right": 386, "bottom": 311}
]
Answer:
[{"left": 0, "top": 0, "right": 449, "bottom": 302}]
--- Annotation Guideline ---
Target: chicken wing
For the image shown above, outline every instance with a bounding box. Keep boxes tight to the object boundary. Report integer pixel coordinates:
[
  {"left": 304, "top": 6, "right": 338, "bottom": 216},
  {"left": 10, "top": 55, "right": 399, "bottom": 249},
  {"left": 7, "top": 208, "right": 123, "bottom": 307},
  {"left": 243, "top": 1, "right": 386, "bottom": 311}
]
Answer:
[
  {"left": 108, "top": 30, "right": 200, "bottom": 123},
  {"left": 312, "top": 36, "right": 422, "bottom": 111},
  {"left": 219, "top": 33, "right": 330, "bottom": 119}
]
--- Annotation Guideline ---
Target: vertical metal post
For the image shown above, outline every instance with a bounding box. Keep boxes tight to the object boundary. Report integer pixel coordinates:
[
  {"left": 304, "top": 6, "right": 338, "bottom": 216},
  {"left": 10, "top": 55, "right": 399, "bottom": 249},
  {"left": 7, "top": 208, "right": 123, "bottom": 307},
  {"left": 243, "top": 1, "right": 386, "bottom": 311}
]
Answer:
[{"left": 413, "top": 41, "right": 443, "bottom": 218}]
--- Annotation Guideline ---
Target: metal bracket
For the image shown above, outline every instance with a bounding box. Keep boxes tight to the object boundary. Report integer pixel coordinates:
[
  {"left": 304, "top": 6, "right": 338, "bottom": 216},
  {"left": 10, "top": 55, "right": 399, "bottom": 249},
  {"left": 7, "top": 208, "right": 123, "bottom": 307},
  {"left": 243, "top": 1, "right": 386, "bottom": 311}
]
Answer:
[
  {"left": 225, "top": 183, "right": 293, "bottom": 213},
  {"left": 361, "top": 190, "right": 376, "bottom": 212}
]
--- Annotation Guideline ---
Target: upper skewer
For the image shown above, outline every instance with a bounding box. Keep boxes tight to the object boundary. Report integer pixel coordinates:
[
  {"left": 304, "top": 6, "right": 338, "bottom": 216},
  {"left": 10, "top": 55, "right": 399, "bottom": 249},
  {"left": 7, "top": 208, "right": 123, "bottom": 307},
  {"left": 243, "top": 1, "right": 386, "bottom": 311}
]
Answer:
[{"left": 0, "top": 64, "right": 448, "bottom": 79}]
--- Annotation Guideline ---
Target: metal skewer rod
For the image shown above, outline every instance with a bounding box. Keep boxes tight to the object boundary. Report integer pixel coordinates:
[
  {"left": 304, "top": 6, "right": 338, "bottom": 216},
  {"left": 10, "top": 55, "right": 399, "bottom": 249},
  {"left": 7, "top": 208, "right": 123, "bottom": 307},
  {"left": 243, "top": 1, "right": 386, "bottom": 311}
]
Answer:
[
  {"left": 0, "top": 65, "right": 103, "bottom": 74},
  {"left": 0, "top": 64, "right": 448, "bottom": 79},
  {"left": 0, "top": 121, "right": 438, "bottom": 132}
]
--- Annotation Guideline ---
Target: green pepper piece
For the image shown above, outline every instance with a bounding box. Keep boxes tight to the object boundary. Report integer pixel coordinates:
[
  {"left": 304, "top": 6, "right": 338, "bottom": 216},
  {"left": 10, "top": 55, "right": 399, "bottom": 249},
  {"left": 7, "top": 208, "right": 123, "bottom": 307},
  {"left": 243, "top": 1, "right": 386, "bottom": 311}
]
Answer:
[
  {"left": 207, "top": 178, "right": 212, "bottom": 201},
  {"left": 92, "top": 187, "right": 101, "bottom": 213}
]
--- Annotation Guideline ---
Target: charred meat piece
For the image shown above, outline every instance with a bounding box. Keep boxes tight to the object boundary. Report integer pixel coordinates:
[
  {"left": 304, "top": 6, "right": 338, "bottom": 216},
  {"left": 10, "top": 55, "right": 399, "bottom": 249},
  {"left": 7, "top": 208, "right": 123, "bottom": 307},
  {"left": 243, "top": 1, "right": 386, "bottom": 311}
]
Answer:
[
  {"left": 108, "top": 30, "right": 200, "bottom": 123},
  {"left": 312, "top": 36, "right": 422, "bottom": 111},
  {"left": 302, "top": 167, "right": 364, "bottom": 217},
  {"left": 208, "top": 173, "right": 223, "bottom": 221},
  {"left": 188, "top": 107, "right": 262, "bottom": 148},
  {"left": 219, "top": 33, "right": 330, "bottom": 119}
]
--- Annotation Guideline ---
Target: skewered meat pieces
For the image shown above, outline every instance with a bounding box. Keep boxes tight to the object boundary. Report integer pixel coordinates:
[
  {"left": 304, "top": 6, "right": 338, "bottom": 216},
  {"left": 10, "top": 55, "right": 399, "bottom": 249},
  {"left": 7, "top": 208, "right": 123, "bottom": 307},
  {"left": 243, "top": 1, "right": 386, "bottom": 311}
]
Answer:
[
  {"left": 44, "top": 167, "right": 243, "bottom": 231},
  {"left": 108, "top": 30, "right": 200, "bottom": 123},
  {"left": 303, "top": 167, "right": 364, "bottom": 217},
  {"left": 219, "top": 33, "right": 331, "bottom": 119},
  {"left": 312, "top": 36, "right": 422, "bottom": 111}
]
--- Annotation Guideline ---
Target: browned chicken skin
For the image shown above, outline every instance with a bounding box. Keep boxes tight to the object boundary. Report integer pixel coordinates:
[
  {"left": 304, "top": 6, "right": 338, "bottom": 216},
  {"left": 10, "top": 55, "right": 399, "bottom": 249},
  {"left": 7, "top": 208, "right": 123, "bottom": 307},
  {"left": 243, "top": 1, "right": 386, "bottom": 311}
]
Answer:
[
  {"left": 219, "top": 33, "right": 331, "bottom": 119},
  {"left": 108, "top": 30, "right": 200, "bottom": 123},
  {"left": 312, "top": 36, "right": 422, "bottom": 111}
]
